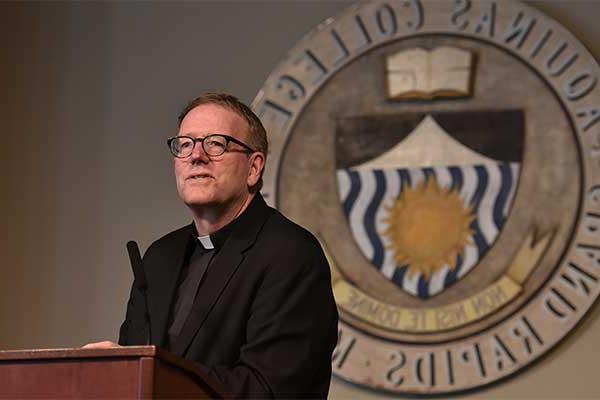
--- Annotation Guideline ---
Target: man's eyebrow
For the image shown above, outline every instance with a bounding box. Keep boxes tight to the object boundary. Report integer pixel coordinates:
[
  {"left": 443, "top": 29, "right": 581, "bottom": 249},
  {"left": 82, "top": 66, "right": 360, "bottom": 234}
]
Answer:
[{"left": 177, "top": 132, "right": 209, "bottom": 137}]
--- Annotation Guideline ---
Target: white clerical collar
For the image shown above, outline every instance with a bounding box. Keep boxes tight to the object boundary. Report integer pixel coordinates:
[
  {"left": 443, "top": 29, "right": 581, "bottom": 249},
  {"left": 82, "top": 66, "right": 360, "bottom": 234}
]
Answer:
[{"left": 197, "top": 235, "right": 215, "bottom": 250}]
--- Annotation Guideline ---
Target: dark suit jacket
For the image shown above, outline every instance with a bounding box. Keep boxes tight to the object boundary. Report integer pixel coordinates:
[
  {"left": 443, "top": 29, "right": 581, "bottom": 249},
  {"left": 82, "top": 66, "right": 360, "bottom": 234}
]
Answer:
[{"left": 119, "top": 194, "right": 339, "bottom": 398}]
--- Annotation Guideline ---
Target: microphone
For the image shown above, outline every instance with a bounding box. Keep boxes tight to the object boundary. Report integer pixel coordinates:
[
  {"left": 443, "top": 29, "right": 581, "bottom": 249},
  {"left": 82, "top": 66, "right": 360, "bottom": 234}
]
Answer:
[
  {"left": 126, "top": 241, "right": 151, "bottom": 345},
  {"left": 127, "top": 241, "right": 146, "bottom": 288}
]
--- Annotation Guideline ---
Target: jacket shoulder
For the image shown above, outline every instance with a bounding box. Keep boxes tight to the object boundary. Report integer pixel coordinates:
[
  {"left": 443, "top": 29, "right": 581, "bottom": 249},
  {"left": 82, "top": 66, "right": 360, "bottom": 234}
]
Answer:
[{"left": 261, "top": 208, "right": 324, "bottom": 258}]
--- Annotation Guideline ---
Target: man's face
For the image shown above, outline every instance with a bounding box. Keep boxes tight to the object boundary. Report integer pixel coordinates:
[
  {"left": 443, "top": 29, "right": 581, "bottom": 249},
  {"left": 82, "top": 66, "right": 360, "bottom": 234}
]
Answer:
[{"left": 174, "top": 103, "right": 263, "bottom": 212}]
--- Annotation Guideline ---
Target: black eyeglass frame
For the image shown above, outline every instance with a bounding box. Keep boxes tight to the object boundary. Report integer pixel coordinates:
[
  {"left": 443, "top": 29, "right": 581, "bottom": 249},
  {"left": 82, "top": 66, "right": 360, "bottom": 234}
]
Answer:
[{"left": 166, "top": 134, "right": 256, "bottom": 158}]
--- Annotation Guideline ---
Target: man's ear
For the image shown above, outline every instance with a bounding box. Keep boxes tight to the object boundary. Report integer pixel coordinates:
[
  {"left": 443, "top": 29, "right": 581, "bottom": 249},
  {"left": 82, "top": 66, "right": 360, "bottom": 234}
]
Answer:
[{"left": 247, "top": 152, "right": 265, "bottom": 187}]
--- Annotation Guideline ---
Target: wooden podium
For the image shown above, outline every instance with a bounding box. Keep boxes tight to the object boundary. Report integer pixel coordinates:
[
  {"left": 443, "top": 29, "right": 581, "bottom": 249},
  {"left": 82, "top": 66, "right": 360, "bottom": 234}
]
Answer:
[{"left": 0, "top": 346, "right": 225, "bottom": 399}]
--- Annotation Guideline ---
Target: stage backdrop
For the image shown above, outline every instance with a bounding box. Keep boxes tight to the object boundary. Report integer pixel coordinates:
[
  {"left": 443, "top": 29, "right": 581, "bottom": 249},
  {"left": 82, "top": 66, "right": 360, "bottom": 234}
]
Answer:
[{"left": 0, "top": 1, "right": 598, "bottom": 398}]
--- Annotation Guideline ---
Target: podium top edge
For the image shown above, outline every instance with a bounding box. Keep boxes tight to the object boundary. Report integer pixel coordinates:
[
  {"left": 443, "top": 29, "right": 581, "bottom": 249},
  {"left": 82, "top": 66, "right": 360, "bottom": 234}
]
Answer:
[
  {"left": 0, "top": 345, "right": 161, "bottom": 360},
  {"left": 0, "top": 345, "right": 227, "bottom": 398}
]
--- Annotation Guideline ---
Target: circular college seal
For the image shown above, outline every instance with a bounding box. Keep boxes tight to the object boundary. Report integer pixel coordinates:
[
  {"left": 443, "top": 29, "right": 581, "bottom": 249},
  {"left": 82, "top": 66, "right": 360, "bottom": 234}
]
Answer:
[{"left": 252, "top": 0, "right": 600, "bottom": 395}]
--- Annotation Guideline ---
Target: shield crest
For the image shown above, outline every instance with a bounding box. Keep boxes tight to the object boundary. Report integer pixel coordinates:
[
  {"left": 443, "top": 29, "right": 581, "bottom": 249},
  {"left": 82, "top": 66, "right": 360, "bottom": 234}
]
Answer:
[{"left": 336, "top": 110, "right": 523, "bottom": 299}]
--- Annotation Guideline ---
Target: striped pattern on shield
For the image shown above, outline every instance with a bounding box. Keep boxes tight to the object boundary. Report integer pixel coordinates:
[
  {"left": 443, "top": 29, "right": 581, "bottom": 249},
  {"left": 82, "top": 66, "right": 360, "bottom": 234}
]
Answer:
[{"left": 335, "top": 111, "right": 524, "bottom": 299}]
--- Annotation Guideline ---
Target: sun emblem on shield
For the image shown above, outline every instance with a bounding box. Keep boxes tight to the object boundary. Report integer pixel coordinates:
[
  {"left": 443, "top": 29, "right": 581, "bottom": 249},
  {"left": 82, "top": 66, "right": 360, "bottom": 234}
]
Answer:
[{"left": 383, "top": 178, "right": 473, "bottom": 280}]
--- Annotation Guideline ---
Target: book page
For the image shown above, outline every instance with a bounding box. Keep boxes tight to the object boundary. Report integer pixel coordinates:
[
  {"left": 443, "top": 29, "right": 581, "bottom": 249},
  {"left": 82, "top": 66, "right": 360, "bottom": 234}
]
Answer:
[
  {"left": 387, "top": 48, "right": 428, "bottom": 97},
  {"left": 431, "top": 46, "right": 472, "bottom": 95}
]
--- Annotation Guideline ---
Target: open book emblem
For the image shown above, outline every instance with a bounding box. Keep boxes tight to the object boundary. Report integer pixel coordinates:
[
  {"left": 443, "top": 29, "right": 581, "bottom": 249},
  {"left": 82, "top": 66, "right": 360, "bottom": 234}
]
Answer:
[{"left": 386, "top": 46, "right": 474, "bottom": 99}]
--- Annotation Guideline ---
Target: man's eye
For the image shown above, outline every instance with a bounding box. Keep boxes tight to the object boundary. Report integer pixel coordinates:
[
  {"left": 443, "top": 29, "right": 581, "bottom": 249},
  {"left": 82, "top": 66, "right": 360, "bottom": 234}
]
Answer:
[
  {"left": 206, "top": 140, "right": 226, "bottom": 149},
  {"left": 179, "top": 141, "right": 193, "bottom": 150}
]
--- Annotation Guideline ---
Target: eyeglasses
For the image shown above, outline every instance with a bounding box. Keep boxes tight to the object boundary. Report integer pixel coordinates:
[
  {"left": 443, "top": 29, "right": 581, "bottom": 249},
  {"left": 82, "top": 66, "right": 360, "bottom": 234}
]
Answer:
[{"left": 167, "top": 134, "right": 255, "bottom": 158}]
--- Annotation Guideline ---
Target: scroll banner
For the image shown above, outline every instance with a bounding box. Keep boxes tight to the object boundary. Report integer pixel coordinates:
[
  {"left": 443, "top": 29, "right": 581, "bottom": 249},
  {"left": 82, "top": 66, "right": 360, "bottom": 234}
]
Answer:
[{"left": 325, "top": 230, "right": 553, "bottom": 333}]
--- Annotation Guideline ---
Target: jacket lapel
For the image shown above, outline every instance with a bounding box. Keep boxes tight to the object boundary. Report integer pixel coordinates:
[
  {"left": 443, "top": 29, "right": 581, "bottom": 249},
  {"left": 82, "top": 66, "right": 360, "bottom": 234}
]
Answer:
[
  {"left": 147, "top": 224, "right": 196, "bottom": 347},
  {"left": 171, "top": 194, "right": 272, "bottom": 356}
]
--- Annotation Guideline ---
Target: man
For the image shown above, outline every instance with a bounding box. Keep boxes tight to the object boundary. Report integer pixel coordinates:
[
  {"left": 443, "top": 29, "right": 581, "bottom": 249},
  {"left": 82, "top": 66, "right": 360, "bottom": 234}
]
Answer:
[{"left": 85, "top": 93, "right": 339, "bottom": 398}]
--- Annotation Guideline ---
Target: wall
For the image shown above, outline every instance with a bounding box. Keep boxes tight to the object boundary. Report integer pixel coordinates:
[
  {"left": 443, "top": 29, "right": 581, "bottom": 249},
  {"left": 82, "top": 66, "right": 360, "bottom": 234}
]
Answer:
[{"left": 0, "top": 1, "right": 597, "bottom": 398}]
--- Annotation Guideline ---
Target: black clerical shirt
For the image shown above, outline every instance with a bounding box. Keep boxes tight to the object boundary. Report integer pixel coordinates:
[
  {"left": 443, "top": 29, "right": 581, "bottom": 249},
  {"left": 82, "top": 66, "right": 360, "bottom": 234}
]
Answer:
[{"left": 165, "top": 220, "right": 237, "bottom": 350}]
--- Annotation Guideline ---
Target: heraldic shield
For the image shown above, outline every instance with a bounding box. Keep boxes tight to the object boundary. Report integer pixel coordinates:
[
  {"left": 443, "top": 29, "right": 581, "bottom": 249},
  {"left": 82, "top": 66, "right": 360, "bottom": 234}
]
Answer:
[{"left": 336, "top": 111, "right": 524, "bottom": 299}]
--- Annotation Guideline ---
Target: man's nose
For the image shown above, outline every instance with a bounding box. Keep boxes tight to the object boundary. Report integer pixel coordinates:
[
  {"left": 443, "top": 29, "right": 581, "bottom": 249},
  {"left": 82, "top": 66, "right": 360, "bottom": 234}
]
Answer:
[{"left": 190, "top": 141, "right": 209, "bottom": 163}]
